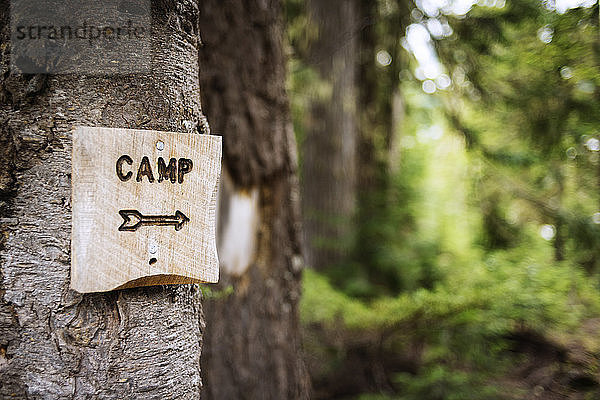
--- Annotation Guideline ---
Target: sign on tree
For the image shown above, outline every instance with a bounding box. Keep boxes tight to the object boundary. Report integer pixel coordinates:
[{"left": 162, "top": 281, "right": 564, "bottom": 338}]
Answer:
[{"left": 71, "top": 126, "right": 222, "bottom": 292}]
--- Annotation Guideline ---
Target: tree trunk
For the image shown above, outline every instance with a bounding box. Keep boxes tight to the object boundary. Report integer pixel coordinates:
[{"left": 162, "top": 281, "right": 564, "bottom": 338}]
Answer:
[
  {"left": 198, "top": 1, "right": 309, "bottom": 399},
  {"left": 0, "top": 1, "right": 207, "bottom": 398},
  {"left": 301, "top": 0, "right": 358, "bottom": 271},
  {"left": 354, "top": 0, "right": 410, "bottom": 292}
]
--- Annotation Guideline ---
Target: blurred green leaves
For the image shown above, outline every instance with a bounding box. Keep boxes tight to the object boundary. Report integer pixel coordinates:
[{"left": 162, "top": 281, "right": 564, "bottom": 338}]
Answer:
[{"left": 288, "top": 0, "right": 600, "bottom": 398}]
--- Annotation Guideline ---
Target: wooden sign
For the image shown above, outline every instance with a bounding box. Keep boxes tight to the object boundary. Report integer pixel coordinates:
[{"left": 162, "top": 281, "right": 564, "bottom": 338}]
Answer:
[{"left": 71, "top": 126, "right": 222, "bottom": 293}]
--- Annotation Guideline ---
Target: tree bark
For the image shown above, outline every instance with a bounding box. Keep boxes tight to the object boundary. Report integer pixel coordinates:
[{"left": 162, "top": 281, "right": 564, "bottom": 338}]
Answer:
[
  {"left": 301, "top": 0, "right": 359, "bottom": 271},
  {"left": 0, "top": 1, "right": 207, "bottom": 398},
  {"left": 198, "top": 1, "right": 309, "bottom": 399}
]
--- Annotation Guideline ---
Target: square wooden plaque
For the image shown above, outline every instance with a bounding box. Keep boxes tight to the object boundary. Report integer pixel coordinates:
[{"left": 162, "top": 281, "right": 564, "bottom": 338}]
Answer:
[{"left": 71, "top": 126, "right": 222, "bottom": 293}]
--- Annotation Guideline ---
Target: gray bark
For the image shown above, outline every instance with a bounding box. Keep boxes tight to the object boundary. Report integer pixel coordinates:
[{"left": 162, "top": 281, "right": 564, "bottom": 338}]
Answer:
[
  {"left": 198, "top": 1, "right": 310, "bottom": 399},
  {"left": 302, "top": 0, "right": 358, "bottom": 270},
  {"left": 0, "top": 1, "right": 207, "bottom": 398}
]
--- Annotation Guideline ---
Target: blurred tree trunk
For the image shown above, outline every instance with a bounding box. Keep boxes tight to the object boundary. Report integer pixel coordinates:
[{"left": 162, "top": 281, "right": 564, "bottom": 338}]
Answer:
[
  {"left": 357, "top": 0, "right": 384, "bottom": 193},
  {"left": 553, "top": 165, "right": 566, "bottom": 262},
  {"left": 0, "top": 1, "right": 206, "bottom": 398},
  {"left": 301, "top": 0, "right": 358, "bottom": 271},
  {"left": 355, "top": 0, "right": 410, "bottom": 291},
  {"left": 356, "top": 0, "right": 405, "bottom": 186},
  {"left": 198, "top": 1, "right": 310, "bottom": 399}
]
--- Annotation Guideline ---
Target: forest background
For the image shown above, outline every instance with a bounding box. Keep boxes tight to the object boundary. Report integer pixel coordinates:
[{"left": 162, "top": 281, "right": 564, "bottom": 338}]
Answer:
[{"left": 283, "top": 0, "right": 600, "bottom": 398}]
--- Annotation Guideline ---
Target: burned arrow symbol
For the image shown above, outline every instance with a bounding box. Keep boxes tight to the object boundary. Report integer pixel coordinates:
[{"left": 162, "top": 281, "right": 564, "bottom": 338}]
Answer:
[{"left": 118, "top": 210, "right": 190, "bottom": 232}]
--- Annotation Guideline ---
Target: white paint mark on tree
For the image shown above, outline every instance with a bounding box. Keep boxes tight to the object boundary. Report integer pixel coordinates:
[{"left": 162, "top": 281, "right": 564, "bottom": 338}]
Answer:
[{"left": 217, "top": 169, "right": 259, "bottom": 276}]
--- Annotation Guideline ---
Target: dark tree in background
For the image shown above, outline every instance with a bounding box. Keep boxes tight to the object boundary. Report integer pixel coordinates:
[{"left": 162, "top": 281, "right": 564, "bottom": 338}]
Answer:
[
  {"left": 292, "top": 0, "right": 413, "bottom": 293},
  {"left": 354, "top": 0, "right": 415, "bottom": 296},
  {"left": 198, "top": 1, "right": 310, "bottom": 399},
  {"left": 301, "top": 0, "right": 359, "bottom": 271}
]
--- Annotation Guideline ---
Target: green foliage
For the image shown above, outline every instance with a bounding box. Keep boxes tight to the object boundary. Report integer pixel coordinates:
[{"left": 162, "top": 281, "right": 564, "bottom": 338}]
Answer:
[
  {"left": 200, "top": 284, "right": 234, "bottom": 300},
  {"left": 326, "top": 139, "right": 446, "bottom": 297},
  {"left": 288, "top": 0, "right": 600, "bottom": 398},
  {"left": 302, "top": 242, "right": 600, "bottom": 397},
  {"left": 393, "top": 366, "right": 504, "bottom": 400},
  {"left": 302, "top": 246, "right": 600, "bottom": 336},
  {"left": 436, "top": 0, "right": 600, "bottom": 268}
]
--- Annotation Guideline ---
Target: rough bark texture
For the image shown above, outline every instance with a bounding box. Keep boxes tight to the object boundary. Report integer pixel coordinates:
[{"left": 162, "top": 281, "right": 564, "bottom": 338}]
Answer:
[
  {"left": 198, "top": 1, "right": 310, "bottom": 399},
  {"left": 301, "top": 0, "right": 358, "bottom": 271},
  {"left": 0, "top": 1, "right": 207, "bottom": 398}
]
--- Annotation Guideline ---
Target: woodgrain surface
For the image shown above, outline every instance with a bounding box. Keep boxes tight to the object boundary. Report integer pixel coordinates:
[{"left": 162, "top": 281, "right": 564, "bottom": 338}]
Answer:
[{"left": 72, "top": 126, "right": 221, "bottom": 293}]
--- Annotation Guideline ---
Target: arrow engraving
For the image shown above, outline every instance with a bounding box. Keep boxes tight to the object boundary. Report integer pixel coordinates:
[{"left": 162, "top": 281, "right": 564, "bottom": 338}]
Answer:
[{"left": 118, "top": 210, "right": 190, "bottom": 232}]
